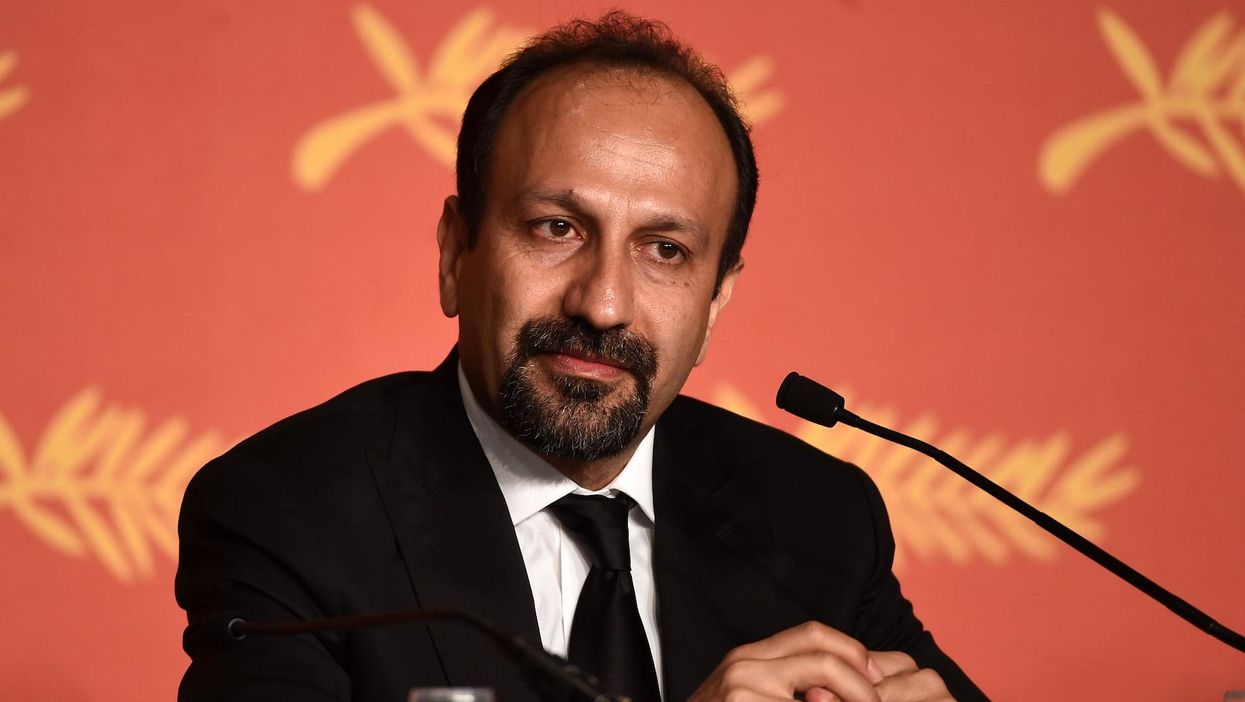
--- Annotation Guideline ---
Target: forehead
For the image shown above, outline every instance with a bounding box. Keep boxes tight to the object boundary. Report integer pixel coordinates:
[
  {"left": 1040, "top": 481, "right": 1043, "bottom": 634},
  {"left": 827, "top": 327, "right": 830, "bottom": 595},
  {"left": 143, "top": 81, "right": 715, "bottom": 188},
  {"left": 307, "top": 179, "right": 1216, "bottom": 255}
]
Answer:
[{"left": 486, "top": 64, "right": 737, "bottom": 236}]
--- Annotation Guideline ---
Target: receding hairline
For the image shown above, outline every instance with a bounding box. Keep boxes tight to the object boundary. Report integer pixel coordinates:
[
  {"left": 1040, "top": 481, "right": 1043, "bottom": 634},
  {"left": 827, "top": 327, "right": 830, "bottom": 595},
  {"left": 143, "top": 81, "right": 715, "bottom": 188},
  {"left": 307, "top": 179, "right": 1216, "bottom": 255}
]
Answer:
[
  {"left": 491, "top": 60, "right": 738, "bottom": 184},
  {"left": 500, "top": 59, "right": 727, "bottom": 128},
  {"left": 485, "top": 62, "right": 739, "bottom": 242}
]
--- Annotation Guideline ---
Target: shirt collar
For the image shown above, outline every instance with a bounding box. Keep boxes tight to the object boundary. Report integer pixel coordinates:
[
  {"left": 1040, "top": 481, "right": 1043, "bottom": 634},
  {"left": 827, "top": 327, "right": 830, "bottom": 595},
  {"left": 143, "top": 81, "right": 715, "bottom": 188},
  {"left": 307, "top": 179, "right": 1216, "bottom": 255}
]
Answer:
[{"left": 457, "top": 363, "right": 656, "bottom": 526}]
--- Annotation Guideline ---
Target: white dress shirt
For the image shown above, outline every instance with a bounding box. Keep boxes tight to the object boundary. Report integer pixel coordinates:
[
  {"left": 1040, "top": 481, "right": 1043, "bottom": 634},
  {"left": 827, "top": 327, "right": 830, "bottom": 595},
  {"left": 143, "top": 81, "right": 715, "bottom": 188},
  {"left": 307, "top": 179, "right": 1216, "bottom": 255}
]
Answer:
[{"left": 457, "top": 366, "right": 664, "bottom": 697}]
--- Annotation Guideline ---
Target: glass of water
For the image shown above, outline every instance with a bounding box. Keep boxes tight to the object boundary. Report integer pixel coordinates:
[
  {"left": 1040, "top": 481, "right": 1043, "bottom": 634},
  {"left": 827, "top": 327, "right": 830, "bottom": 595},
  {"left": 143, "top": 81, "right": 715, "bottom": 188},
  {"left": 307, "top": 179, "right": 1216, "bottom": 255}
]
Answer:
[{"left": 408, "top": 688, "right": 496, "bottom": 702}]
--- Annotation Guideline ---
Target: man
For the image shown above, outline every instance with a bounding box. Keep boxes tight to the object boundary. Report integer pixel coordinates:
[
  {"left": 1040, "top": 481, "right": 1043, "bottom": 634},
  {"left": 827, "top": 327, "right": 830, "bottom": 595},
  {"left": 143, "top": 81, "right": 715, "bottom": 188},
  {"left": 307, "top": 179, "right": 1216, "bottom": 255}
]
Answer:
[{"left": 177, "top": 12, "right": 986, "bottom": 702}]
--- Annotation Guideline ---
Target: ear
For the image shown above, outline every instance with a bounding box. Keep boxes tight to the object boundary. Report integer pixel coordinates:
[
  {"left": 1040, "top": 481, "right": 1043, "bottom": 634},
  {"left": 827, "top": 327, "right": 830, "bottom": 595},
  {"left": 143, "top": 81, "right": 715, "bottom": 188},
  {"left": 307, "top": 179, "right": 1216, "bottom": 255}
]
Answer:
[
  {"left": 436, "top": 195, "right": 468, "bottom": 318},
  {"left": 695, "top": 258, "right": 743, "bottom": 366}
]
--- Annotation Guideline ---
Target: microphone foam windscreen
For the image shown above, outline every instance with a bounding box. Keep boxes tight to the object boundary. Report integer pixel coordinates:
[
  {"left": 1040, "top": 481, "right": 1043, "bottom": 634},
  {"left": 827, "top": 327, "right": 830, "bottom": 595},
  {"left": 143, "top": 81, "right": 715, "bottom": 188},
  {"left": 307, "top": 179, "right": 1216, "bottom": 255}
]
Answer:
[{"left": 776, "top": 372, "right": 845, "bottom": 428}]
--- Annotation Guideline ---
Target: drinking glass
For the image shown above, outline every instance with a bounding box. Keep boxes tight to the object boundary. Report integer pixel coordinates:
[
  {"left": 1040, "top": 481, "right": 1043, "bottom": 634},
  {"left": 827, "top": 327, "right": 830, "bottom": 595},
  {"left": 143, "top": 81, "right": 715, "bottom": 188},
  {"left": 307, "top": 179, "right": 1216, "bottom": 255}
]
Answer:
[{"left": 408, "top": 688, "right": 496, "bottom": 702}]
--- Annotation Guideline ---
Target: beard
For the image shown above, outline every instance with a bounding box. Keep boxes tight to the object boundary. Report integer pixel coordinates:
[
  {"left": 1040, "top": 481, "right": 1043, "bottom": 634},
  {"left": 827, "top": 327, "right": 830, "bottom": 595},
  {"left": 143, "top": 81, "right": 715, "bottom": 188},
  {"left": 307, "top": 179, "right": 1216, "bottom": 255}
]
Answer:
[{"left": 498, "top": 317, "right": 659, "bottom": 461}]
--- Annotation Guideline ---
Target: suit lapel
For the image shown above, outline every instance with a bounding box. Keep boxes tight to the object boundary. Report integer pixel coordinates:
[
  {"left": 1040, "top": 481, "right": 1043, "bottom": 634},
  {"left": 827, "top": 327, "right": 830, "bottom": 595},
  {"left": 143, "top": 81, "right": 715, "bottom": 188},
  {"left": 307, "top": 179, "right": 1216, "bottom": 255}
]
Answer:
[
  {"left": 366, "top": 357, "right": 784, "bottom": 701},
  {"left": 653, "top": 403, "right": 780, "bottom": 702},
  {"left": 368, "top": 352, "right": 543, "bottom": 700}
]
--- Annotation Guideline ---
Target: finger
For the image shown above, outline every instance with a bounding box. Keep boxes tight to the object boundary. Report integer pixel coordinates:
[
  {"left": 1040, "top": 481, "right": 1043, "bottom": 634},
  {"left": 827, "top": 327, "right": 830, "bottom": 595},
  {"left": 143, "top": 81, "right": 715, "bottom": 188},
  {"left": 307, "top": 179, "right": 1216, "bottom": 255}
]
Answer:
[
  {"left": 876, "top": 668, "right": 952, "bottom": 702},
  {"left": 728, "top": 621, "right": 883, "bottom": 684},
  {"left": 803, "top": 686, "right": 841, "bottom": 702},
  {"left": 754, "top": 651, "right": 881, "bottom": 702},
  {"left": 869, "top": 650, "right": 917, "bottom": 677},
  {"left": 712, "top": 690, "right": 790, "bottom": 702}
]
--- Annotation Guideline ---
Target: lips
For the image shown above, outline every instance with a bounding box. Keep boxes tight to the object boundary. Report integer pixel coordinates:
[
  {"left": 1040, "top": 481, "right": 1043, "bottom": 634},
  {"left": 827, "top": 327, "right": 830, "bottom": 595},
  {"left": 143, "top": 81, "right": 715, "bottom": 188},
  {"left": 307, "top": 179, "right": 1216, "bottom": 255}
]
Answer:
[
  {"left": 514, "top": 316, "right": 659, "bottom": 383},
  {"left": 553, "top": 348, "right": 628, "bottom": 369},
  {"left": 544, "top": 350, "right": 630, "bottom": 379}
]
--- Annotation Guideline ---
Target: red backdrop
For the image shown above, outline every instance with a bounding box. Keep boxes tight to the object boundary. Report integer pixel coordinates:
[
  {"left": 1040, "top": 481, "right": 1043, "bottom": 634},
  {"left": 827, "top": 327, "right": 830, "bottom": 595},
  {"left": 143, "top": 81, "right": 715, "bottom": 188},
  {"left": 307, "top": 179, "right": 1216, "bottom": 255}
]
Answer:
[{"left": 2, "top": 1, "right": 1243, "bottom": 699}]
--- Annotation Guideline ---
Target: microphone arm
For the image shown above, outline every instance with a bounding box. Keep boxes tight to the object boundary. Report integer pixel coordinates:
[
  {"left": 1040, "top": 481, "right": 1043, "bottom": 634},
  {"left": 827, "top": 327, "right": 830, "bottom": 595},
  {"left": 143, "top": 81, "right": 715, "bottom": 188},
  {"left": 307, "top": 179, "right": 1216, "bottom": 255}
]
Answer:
[
  {"left": 776, "top": 371, "right": 1245, "bottom": 654},
  {"left": 217, "top": 608, "right": 617, "bottom": 701}
]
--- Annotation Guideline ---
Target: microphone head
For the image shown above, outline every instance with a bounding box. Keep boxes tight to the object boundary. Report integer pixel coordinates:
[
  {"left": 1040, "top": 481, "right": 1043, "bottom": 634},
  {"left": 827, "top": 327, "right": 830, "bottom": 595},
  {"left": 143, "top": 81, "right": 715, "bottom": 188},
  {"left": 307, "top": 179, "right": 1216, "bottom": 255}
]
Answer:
[
  {"left": 183, "top": 612, "right": 249, "bottom": 651},
  {"left": 776, "top": 372, "right": 846, "bottom": 428}
]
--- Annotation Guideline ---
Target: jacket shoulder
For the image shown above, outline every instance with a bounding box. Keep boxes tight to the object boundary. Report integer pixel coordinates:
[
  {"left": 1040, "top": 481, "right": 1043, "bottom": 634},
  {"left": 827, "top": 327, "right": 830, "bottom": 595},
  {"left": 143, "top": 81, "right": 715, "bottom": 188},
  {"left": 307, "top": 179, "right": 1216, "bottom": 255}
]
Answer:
[
  {"left": 185, "top": 371, "right": 434, "bottom": 498},
  {"left": 663, "top": 393, "right": 870, "bottom": 487}
]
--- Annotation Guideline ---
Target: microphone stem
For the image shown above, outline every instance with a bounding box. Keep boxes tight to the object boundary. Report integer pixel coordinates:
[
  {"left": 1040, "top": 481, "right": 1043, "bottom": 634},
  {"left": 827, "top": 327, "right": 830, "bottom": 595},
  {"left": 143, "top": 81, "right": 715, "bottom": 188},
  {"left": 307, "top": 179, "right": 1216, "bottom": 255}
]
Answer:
[
  {"left": 235, "top": 609, "right": 614, "bottom": 701},
  {"left": 838, "top": 409, "right": 1245, "bottom": 654}
]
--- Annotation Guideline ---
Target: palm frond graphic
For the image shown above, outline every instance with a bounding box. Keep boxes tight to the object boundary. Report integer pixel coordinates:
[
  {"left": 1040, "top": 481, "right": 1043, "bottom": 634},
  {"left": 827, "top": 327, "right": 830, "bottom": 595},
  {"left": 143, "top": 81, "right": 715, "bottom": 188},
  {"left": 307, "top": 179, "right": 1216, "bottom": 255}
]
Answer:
[
  {"left": 0, "top": 389, "right": 229, "bottom": 582},
  {"left": 0, "top": 50, "right": 31, "bottom": 120},
  {"left": 713, "top": 385, "right": 1139, "bottom": 569},
  {"left": 1039, "top": 9, "right": 1245, "bottom": 195},
  {"left": 293, "top": 4, "right": 784, "bottom": 190}
]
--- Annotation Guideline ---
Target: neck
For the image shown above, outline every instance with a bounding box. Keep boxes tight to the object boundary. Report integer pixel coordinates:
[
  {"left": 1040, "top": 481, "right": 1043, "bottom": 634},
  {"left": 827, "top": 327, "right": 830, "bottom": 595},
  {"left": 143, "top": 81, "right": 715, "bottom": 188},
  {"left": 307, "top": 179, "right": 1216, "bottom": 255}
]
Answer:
[
  {"left": 456, "top": 361, "right": 652, "bottom": 490},
  {"left": 545, "top": 451, "right": 635, "bottom": 491}
]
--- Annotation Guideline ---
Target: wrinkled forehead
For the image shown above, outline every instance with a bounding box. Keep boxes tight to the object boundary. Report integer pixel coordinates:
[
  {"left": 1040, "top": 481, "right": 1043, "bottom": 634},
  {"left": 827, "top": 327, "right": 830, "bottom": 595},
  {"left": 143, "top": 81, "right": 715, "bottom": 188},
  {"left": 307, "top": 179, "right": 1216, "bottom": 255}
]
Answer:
[
  {"left": 485, "top": 63, "right": 737, "bottom": 223},
  {"left": 522, "top": 62, "right": 700, "bottom": 108},
  {"left": 503, "top": 63, "right": 714, "bottom": 137}
]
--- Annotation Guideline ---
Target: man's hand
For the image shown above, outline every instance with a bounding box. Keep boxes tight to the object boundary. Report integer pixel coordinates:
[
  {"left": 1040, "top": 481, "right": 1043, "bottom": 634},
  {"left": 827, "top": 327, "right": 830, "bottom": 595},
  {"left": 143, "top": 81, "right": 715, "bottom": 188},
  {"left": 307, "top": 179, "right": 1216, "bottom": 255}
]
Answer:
[
  {"left": 860, "top": 651, "right": 955, "bottom": 702},
  {"left": 687, "top": 622, "right": 954, "bottom": 702}
]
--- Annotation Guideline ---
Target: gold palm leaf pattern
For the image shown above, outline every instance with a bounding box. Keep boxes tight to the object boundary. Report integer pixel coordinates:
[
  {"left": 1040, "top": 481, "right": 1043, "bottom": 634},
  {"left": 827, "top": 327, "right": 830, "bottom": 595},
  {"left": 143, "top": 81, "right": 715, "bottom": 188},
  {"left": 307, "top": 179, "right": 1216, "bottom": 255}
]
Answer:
[
  {"left": 0, "top": 50, "right": 31, "bottom": 120},
  {"left": 1040, "top": 9, "right": 1245, "bottom": 195},
  {"left": 0, "top": 388, "right": 229, "bottom": 582},
  {"left": 713, "top": 385, "right": 1139, "bottom": 569},
  {"left": 293, "top": 4, "right": 784, "bottom": 190}
]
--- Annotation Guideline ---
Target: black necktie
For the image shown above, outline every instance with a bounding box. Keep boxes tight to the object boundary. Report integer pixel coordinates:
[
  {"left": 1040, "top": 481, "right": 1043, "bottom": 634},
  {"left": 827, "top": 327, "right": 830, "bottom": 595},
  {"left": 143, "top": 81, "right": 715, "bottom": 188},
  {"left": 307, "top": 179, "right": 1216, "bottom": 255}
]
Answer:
[{"left": 548, "top": 493, "right": 661, "bottom": 702}]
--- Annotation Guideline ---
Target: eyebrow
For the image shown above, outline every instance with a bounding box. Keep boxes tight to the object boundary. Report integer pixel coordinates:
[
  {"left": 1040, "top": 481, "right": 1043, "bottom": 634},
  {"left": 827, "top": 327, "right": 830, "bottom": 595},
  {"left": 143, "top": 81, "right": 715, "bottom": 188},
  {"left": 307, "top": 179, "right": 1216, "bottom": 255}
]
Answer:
[{"left": 516, "top": 188, "right": 709, "bottom": 246}]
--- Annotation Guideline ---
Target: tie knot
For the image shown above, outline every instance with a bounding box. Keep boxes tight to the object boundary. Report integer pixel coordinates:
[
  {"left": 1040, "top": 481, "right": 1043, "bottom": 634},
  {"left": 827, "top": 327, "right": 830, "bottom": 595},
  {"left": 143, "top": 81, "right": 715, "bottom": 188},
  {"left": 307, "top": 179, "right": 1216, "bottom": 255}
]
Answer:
[{"left": 548, "top": 493, "right": 634, "bottom": 571}]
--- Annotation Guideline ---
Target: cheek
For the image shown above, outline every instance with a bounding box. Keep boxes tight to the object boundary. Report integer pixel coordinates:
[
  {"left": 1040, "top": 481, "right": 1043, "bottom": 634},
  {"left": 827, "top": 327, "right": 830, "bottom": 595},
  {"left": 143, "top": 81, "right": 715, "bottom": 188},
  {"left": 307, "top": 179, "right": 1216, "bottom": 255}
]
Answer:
[
  {"left": 644, "top": 297, "right": 712, "bottom": 376},
  {"left": 476, "top": 254, "right": 566, "bottom": 344}
]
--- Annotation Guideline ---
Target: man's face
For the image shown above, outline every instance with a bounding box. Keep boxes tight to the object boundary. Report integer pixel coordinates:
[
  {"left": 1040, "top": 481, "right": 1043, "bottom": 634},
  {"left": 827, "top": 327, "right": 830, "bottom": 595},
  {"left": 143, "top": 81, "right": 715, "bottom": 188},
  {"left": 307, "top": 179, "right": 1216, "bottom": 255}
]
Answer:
[{"left": 438, "top": 66, "right": 740, "bottom": 463}]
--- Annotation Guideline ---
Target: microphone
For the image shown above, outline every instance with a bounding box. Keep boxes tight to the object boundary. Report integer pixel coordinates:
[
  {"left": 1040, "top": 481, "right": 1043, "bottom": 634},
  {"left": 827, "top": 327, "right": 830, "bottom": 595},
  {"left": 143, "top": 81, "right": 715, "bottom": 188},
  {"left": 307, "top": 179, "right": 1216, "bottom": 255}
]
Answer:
[
  {"left": 194, "top": 607, "right": 618, "bottom": 701},
  {"left": 776, "top": 371, "right": 1245, "bottom": 654}
]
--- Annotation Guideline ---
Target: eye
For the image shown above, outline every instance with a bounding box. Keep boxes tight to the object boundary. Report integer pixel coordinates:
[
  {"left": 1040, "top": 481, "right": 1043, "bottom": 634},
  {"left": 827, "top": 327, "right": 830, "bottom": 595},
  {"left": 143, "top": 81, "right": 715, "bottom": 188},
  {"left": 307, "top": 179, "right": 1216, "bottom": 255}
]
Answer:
[
  {"left": 652, "top": 241, "right": 685, "bottom": 261},
  {"left": 535, "top": 219, "right": 576, "bottom": 238}
]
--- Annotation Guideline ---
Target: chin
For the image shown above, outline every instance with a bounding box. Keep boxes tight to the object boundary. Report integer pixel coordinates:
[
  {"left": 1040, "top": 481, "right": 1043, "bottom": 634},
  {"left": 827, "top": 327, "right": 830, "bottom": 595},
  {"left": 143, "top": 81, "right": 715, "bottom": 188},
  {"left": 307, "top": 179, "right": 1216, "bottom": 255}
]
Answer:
[{"left": 500, "top": 358, "right": 650, "bottom": 461}]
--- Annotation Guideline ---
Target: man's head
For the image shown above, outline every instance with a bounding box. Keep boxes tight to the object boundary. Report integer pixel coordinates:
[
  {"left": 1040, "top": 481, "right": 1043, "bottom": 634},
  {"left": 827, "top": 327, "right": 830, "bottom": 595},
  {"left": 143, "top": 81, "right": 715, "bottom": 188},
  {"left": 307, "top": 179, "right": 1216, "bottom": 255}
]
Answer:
[
  {"left": 437, "top": 12, "right": 757, "bottom": 475},
  {"left": 456, "top": 11, "right": 757, "bottom": 295}
]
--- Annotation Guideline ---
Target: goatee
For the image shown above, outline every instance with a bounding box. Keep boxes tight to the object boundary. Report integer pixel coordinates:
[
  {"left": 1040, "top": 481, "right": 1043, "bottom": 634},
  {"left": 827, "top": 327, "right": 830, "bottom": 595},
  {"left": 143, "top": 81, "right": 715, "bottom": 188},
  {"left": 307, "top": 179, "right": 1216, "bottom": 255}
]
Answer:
[{"left": 499, "top": 317, "right": 658, "bottom": 461}]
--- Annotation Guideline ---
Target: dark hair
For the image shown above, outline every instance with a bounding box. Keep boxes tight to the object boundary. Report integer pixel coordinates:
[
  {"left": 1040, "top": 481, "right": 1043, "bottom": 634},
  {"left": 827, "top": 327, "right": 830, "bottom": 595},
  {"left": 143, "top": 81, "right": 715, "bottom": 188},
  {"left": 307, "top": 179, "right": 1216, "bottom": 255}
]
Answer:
[{"left": 455, "top": 10, "right": 757, "bottom": 293}]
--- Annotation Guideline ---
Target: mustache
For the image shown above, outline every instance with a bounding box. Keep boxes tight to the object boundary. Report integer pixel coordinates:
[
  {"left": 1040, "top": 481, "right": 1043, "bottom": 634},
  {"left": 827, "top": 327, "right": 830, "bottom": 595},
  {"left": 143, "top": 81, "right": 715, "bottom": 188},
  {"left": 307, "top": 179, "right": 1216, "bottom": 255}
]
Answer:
[{"left": 514, "top": 317, "right": 658, "bottom": 381}]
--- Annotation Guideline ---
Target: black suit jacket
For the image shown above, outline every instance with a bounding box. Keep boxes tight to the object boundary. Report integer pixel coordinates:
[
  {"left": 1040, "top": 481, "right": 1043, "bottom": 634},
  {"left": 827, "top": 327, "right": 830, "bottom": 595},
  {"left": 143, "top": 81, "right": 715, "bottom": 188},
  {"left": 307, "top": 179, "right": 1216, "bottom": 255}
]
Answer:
[{"left": 176, "top": 353, "right": 985, "bottom": 701}]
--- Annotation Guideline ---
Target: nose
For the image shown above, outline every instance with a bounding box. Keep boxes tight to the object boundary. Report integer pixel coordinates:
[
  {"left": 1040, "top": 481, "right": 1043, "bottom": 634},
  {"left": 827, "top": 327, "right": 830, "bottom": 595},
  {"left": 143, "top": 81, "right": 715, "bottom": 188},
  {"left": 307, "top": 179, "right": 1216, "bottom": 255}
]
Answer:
[{"left": 561, "top": 242, "right": 635, "bottom": 331}]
